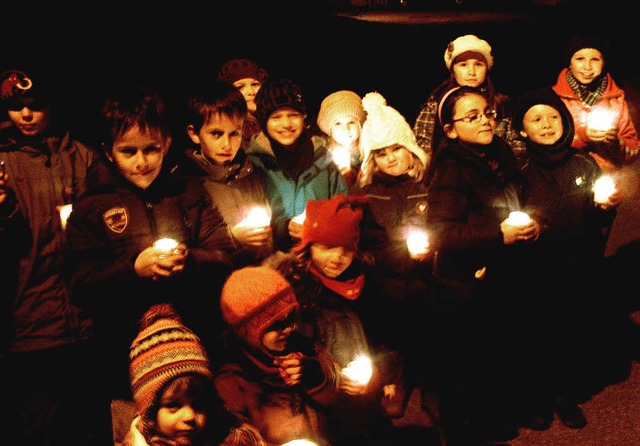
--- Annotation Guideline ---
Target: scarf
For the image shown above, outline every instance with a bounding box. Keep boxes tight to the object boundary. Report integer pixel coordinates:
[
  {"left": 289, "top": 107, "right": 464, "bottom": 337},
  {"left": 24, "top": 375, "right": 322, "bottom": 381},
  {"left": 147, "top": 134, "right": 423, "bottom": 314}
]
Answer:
[
  {"left": 309, "top": 264, "right": 365, "bottom": 301},
  {"left": 566, "top": 70, "right": 608, "bottom": 107}
]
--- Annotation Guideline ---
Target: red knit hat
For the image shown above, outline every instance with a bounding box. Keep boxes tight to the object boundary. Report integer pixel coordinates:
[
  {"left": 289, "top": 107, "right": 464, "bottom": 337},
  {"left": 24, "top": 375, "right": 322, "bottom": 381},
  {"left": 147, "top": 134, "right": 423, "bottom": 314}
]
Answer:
[
  {"left": 297, "top": 194, "right": 369, "bottom": 253},
  {"left": 129, "top": 304, "right": 212, "bottom": 419},
  {"left": 220, "top": 266, "right": 299, "bottom": 351}
]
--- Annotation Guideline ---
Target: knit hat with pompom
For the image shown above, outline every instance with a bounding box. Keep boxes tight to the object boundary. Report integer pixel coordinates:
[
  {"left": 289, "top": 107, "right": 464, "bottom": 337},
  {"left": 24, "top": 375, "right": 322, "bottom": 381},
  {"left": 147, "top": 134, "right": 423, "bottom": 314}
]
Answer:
[
  {"left": 128, "top": 303, "right": 212, "bottom": 419},
  {"left": 444, "top": 34, "right": 494, "bottom": 70},
  {"left": 316, "top": 90, "right": 366, "bottom": 136},
  {"left": 220, "top": 266, "right": 299, "bottom": 351},
  {"left": 359, "top": 91, "right": 428, "bottom": 169}
]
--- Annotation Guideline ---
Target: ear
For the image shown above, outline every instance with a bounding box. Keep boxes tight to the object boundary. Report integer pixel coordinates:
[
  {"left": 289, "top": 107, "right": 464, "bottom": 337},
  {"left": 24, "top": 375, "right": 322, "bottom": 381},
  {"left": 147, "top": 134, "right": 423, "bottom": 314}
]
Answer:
[
  {"left": 163, "top": 136, "right": 172, "bottom": 156},
  {"left": 444, "top": 123, "right": 457, "bottom": 139},
  {"left": 186, "top": 125, "right": 200, "bottom": 145}
]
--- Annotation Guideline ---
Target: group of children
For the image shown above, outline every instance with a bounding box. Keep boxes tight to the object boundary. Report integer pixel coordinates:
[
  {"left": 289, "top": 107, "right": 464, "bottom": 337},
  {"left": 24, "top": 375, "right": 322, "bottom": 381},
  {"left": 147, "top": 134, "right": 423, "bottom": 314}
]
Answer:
[{"left": 1, "top": 28, "right": 639, "bottom": 446}]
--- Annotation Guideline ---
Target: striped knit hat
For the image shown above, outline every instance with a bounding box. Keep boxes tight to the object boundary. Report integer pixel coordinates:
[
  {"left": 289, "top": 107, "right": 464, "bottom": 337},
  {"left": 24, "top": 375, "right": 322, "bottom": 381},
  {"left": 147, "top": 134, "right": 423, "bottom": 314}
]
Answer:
[{"left": 129, "top": 304, "right": 212, "bottom": 418}]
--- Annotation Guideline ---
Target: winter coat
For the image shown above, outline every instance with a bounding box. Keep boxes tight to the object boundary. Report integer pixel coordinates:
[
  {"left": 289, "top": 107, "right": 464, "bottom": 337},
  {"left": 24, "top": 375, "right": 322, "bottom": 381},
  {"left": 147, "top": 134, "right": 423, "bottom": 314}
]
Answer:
[
  {"left": 246, "top": 131, "right": 348, "bottom": 251},
  {"left": 553, "top": 68, "right": 639, "bottom": 166},
  {"left": 427, "top": 136, "right": 524, "bottom": 309},
  {"left": 0, "top": 124, "right": 97, "bottom": 353},
  {"left": 214, "top": 333, "right": 339, "bottom": 446},
  {"left": 180, "top": 148, "right": 274, "bottom": 267},
  {"left": 64, "top": 154, "right": 235, "bottom": 395}
]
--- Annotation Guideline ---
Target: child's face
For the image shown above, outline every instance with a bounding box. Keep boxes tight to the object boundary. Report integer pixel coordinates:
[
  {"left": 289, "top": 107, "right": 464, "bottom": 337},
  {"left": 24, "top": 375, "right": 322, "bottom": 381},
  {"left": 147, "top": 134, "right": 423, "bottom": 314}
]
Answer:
[
  {"left": 444, "top": 93, "right": 496, "bottom": 145},
  {"left": 310, "top": 243, "right": 355, "bottom": 278},
  {"left": 452, "top": 58, "right": 488, "bottom": 88},
  {"left": 372, "top": 144, "right": 413, "bottom": 177},
  {"left": 261, "top": 311, "right": 298, "bottom": 353},
  {"left": 232, "top": 77, "right": 262, "bottom": 113},
  {"left": 570, "top": 48, "right": 604, "bottom": 85},
  {"left": 107, "top": 124, "right": 170, "bottom": 190},
  {"left": 265, "top": 106, "right": 305, "bottom": 148},
  {"left": 520, "top": 104, "right": 563, "bottom": 146},
  {"left": 156, "top": 384, "right": 208, "bottom": 445},
  {"left": 189, "top": 112, "right": 244, "bottom": 165},
  {"left": 7, "top": 100, "right": 51, "bottom": 137},
  {"left": 330, "top": 115, "right": 361, "bottom": 147}
]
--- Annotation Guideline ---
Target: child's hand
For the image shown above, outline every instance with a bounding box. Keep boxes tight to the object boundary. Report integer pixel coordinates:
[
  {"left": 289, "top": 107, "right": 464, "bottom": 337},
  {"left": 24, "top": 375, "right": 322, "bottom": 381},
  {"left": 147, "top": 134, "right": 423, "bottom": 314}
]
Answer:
[
  {"left": 134, "top": 244, "right": 188, "bottom": 280},
  {"left": 288, "top": 218, "right": 304, "bottom": 241},
  {"left": 596, "top": 189, "right": 622, "bottom": 210},
  {"left": 232, "top": 224, "right": 272, "bottom": 247},
  {"left": 339, "top": 373, "right": 368, "bottom": 396},
  {"left": 500, "top": 219, "right": 539, "bottom": 245},
  {"left": 274, "top": 352, "right": 304, "bottom": 386},
  {"left": 0, "top": 171, "right": 8, "bottom": 204}
]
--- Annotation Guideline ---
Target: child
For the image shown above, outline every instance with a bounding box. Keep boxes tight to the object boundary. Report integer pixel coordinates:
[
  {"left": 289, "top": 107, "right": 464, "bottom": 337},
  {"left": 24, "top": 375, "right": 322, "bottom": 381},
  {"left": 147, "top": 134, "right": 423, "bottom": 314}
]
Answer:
[
  {"left": 552, "top": 33, "right": 640, "bottom": 172},
  {"left": 350, "top": 91, "right": 431, "bottom": 419},
  {"left": 124, "top": 303, "right": 246, "bottom": 446},
  {"left": 181, "top": 78, "right": 273, "bottom": 268},
  {"left": 246, "top": 78, "right": 348, "bottom": 252},
  {"left": 215, "top": 265, "right": 340, "bottom": 446},
  {"left": 64, "top": 84, "right": 236, "bottom": 403},
  {"left": 218, "top": 58, "right": 268, "bottom": 149},
  {"left": 316, "top": 90, "right": 366, "bottom": 187},
  {"left": 0, "top": 68, "right": 100, "bottom": 445},
  {"left": 511, "top": 86, "right": 623, "bottom": 431},
  {"left": 265, "top": 193, "right": 396, "bottom": 444},
  {"left": 413, "top": 34, "right": 524, "bottom": 171},
  {"left": 428, "top": 85, "right": 540, "bottom": 445}
]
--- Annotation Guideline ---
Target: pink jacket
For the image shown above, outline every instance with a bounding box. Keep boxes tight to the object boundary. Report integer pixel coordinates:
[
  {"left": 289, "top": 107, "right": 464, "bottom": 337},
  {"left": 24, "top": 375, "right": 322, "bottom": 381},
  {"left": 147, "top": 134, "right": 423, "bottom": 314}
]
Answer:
[{"left": 553, "top": 68, "right": 639, "bottom": 156}]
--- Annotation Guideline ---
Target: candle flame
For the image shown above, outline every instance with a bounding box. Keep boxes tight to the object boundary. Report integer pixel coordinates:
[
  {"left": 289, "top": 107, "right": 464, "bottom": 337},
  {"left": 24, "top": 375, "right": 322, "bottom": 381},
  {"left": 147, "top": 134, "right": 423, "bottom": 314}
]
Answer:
[
  {"left": 593, "top": 175, "right": 616, "bottom": 203},
  {"left": 342, "top": 354, "right": 373, "bottom": 385}
]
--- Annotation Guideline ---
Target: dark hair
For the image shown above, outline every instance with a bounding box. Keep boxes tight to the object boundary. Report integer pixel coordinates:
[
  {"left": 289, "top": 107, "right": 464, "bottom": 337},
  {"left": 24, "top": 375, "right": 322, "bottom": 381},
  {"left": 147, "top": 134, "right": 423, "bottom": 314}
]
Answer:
[
  {"left": 101, "top": 84, "right": 170, "bottom": 149},
  {"left": 438, "top": 86, "right": 490, "bottom": 127},
  {"left": 186, "top": 79, "right": 247, "bottom": 132}
]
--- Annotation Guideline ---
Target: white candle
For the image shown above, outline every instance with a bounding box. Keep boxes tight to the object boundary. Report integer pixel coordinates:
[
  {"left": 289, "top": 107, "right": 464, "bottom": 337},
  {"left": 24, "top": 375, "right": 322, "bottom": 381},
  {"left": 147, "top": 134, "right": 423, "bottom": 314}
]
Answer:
[
  {"left": 587, "top": 109, "right": 615, "bottom": 132},
  {"left": 237, "top": 206, "right": 271, "bottom": 228},
  {"left": 593, "top": 175, "right": 616, "bottom": 203},
  {"left": 59, "top": 204, "right": 73, "bottom": 230},
  {"left": 331, "top": 146, "right": 351, "bottom": 170},
  {"left": 291, "top": 212, "right": 306, "bottom": 224},
  {"left": 406, "top": 229, "right": 429, "bottom": 257},
  {"left": 342, "top": 354, "right": 373, "bottom": 386},
  {"left": 154, "top": 237, "right": 179, "bottom": 255},
  {"left": 507, "top": 211, "right": 531, "bottom": 227}
]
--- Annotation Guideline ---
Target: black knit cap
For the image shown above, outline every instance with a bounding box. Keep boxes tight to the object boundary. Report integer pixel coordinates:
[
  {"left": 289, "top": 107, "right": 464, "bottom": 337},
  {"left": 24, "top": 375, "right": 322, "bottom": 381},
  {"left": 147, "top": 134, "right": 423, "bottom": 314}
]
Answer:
[
  {"left": 566, "top": 33, "right": 610, "bottom": 64},
  {"left": 255, "top": 78, "right": 306, "bottom": 129}
]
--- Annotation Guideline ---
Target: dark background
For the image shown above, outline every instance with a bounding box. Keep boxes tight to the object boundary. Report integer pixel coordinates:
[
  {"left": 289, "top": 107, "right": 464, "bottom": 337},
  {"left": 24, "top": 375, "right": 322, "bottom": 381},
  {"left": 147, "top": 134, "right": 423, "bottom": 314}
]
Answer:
[{"left": 1, "top": 2, "right": 635, "bottom": 147}]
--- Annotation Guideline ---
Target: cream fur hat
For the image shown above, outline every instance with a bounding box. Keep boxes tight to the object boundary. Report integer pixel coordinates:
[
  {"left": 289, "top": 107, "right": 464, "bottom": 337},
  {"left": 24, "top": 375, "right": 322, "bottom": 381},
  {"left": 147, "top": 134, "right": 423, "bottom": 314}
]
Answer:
[
  {"left": 444, "top": 34, "right": 494, "bottom": 70},
  {"left": 359, "top": 92, "right": 428, "bottom": 169},
  {"left": 317, "top": 90, "right": 366, "bottom": 135}
]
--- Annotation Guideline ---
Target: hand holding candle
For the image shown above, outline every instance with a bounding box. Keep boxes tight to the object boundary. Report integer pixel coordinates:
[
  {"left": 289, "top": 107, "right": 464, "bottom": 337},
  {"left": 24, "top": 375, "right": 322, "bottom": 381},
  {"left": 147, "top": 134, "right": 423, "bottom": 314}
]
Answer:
[
  {"left": 342, "top": 354, "right": 373, "bottom": 387},
  {"left": 234, "top": 206, "right": 272, "bottom": 247},
  {"left": 406, "top": 228, "right": 429, "bottom": 260},
  {"left": 501, "top": 211, "right": 538, "bottom": 244},
  {"left": 593, "top": 175, "right": 616, "bottom": 204},
  {"left": 58, "top": 204, "right": 73, "bottom": 230}
]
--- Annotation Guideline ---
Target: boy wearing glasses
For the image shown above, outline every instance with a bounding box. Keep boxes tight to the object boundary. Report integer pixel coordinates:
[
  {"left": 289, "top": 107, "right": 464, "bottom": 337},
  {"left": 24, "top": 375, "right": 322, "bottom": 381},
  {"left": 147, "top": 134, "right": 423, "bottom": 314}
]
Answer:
[{"left": 426, "top": 85, "right": 540, "bottom": 446}]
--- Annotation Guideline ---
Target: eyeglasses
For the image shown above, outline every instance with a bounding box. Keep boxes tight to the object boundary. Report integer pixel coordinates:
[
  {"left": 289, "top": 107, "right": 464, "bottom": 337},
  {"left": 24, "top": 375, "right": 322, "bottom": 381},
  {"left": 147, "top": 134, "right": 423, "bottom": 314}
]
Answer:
[{"left": 452, "top": 108, "right": 498, "bottom": 124}]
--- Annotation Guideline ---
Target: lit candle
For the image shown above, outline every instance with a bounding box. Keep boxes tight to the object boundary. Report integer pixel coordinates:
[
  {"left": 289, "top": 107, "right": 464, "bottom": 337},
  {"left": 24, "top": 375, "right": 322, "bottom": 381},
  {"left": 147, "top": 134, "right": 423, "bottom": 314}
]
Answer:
[
  {"left": 587, "top": 109, "right": 615, "bottom": 132},
  {"left": 331, "top": 147, "right": 351, "bottom": 170},
  {"left": 593, "top": 175, "right": 616, "bottom": 203},
  {"left": 154, "top": 237, "right": 179, "bottom": 255},
  {"left": 406, "top": 229, "right": 429, "bottom": 257},
  {"left": 59, "top": 204, "right": 73, "bottom": 230},
  {"left": 282, "top": 440, "right": 318, "bottom": 446},
  {"left": 507, "top": 211, "right": 531, "bottom": 227},
  {"left": 341, "top": 354, "right": 373, "bottom": 386},
  {"left": 237, "top": 206, "right": 271, "bottom": 228},
  {"left": 291, "top": 212, "right": 306, "bottom": 224}
]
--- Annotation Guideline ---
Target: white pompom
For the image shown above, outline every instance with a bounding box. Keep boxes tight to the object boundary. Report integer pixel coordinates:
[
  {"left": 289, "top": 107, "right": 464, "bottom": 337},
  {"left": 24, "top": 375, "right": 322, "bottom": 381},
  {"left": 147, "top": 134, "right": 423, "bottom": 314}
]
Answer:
[{"left": 362, "top": 91, "right": 386, "bottom": 113}]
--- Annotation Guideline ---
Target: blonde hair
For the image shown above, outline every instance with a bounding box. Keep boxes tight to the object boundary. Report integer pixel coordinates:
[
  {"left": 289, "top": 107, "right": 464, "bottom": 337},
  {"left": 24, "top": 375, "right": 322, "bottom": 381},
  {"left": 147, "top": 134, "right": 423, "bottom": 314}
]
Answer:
[{"left": 358, "top": 145, "right": 426, "bottom": 187}]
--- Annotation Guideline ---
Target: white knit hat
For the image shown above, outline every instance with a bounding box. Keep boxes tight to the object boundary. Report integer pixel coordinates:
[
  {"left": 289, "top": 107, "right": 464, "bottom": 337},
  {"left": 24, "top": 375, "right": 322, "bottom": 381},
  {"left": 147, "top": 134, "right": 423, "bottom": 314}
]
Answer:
[
  {"left": 444, "top": 34, "right": 494, "bottom": 70},
  {"left": 359, "top": 92, "right": 428, "bottom": 169},
  {"left": 317, "top": 90, "right": 365, "bottom": 135}
]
